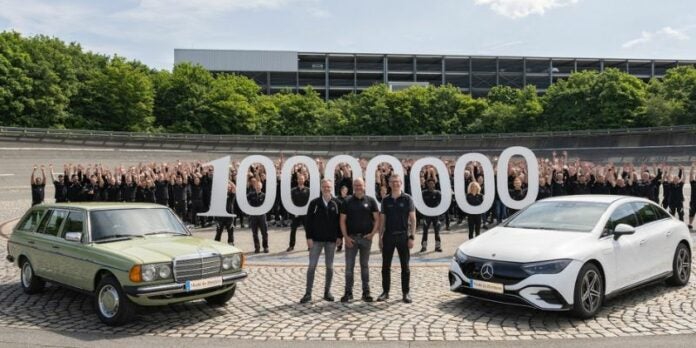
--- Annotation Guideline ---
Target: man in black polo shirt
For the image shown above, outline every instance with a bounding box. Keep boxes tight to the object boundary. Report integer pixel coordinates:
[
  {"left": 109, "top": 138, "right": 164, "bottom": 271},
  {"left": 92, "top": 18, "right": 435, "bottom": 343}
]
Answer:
[
  {"left": 49, "top": 164, "right": 67, "bottom": 203},
  {"left": 421, "top": 178, "right": 443, "bottom": 253},
  {"left": 30, "top": 165, "right": 46, "bottom": 206},
  {"left": 287, "top": 174, "right": 310, "bottom": 252},
  {"left": 378, "top": 174, "right": 416, "bottom": 303},
  {"left": 339, "top": 178, "right": 379, "bottom": 303}
]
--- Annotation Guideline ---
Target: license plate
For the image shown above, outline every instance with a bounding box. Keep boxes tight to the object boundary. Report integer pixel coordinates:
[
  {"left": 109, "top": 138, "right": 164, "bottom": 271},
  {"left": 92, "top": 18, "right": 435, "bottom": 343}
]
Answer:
[
  {"left": 185, "top": 276, "right": 223, "bottom": 292},
  {"left": 469, "top": 279, "right": 504, "bottom": 294}
]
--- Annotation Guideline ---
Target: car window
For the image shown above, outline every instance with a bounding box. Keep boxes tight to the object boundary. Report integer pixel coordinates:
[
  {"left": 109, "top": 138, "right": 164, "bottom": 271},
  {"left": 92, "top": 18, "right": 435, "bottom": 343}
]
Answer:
[
  {"left": 651, "top": 204, "right": 671, "bottom": 220},
  {"left": 16, "top": 209, "right": 46, "bottom": 232},
  {"left": 61, "top": 211, "right": 85, "bottom": 238},
  {"left": 632, "top": 203, "right": 658, "bottom": 226},
  {"left": 39, "top": 210, "right": 69, "bottom": 237},
  {"left": 605, "top": 203, "right": 638, "bottom": 234}
]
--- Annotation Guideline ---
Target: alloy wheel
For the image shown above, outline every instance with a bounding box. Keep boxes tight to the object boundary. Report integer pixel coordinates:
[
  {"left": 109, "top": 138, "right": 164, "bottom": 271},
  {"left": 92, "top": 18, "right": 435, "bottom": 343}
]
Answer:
[
  {"left": 580, "top": 270, "right": 601, "bottom": 313},
  {"left": 677, "top": 248, "right": 691, "bottom": 282}
]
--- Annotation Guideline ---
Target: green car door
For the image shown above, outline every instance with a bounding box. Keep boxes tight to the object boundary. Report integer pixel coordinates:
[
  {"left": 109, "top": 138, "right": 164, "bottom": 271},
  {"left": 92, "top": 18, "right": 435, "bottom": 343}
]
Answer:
[
  {"left": 51, "top": 210, "right": 96, "bottom": 290},
  {"left": 33, "top": 209, "right": 70, "bottom": 280},
  {"left": 12, "top": 208, "right": 48, "bottom": 276}
]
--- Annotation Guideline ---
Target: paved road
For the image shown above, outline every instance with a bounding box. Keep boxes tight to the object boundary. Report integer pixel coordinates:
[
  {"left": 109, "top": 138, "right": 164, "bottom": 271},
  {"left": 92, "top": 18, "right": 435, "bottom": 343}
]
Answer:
[{"left": 2, "top": 218, "right": 696, "bottom": 345}]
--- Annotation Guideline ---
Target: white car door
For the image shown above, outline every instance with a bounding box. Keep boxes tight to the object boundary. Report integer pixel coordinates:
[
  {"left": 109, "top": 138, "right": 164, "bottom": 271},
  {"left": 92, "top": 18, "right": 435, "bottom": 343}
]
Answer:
[
  {"left": 604, "top": 203, "right": 643, "bottom": 289},
  {"left": 648, "top": 204, "right": 679, "bottom": 274},
  {"left": 631, "top": 202, "right": 666, "bottom": 279}
]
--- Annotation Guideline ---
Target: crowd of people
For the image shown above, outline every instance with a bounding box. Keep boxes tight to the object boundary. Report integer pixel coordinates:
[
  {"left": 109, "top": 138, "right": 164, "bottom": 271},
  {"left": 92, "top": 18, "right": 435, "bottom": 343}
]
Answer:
[{"left": 28, "top": 152, "right": 696, "bottom": 254}]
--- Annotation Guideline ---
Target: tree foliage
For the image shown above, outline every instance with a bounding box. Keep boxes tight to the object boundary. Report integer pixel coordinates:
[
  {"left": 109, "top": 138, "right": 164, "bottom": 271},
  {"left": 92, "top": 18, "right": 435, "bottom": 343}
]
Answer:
[{"left": 1, "top": 31, "right": 695, "bottom": 136}]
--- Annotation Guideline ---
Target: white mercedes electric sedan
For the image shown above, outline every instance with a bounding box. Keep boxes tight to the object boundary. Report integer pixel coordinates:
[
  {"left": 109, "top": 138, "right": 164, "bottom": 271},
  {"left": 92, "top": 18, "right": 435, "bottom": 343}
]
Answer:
[{"left": 449, "top": 195, "right": 692, "bottom": 318}]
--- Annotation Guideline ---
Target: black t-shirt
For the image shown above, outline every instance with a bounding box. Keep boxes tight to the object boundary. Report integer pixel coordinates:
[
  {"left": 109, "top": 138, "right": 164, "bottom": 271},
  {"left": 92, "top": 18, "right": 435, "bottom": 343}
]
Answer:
[
  {"left": 380, "top": 193, "right": 415, "bottom": 234},
  {"left": 53, "top": 180, "right": 67, "bottom": 201},
  {"left": 422, "top": 189, "right": 441, "bottom": 208},
  {"left": 340, "top": 195, "right": 379, "bottom": 235},
  {"left": 31, "top": 184, "right": 45, "bottom": 203}
]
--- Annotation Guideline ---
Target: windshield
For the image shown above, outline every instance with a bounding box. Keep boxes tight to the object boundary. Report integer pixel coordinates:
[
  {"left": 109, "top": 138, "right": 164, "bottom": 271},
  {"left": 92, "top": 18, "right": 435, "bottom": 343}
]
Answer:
[
  {"left": 505, "top": 201, "right": 608, "bottom": 233},
  {"left": 90, "top": 208, "right": 188, "bottom": 242}
]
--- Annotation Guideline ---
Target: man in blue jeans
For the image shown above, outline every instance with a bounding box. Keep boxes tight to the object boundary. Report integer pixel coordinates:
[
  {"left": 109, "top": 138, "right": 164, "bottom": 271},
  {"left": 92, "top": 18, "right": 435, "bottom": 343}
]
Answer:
[
  {"left": 300, "top": 178, "right": 342, "bottom": 303},
  {"left": 340, "top": 178, "right": 380, "bottom": 303}
]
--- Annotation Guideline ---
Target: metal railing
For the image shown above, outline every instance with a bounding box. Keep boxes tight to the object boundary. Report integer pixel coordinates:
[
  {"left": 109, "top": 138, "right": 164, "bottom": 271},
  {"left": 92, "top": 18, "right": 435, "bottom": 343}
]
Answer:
[{"left": 0, "top": 125, "right": 694, "bottom": 145}]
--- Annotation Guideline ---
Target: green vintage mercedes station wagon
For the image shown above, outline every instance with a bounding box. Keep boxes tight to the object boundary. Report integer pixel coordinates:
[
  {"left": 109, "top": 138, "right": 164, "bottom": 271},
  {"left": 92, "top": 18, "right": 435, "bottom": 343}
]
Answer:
[{"left": 5, "top": 203, "right": 247, "bottom": 326}]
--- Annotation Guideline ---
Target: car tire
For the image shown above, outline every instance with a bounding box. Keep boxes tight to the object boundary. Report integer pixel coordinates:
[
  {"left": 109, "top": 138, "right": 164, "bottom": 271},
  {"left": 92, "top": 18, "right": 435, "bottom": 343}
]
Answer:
[
  {"left": 666, "top": 243, "right": 691, "bottom": 286},
  {"left": 94, "top": 275, "right": 136, "bottom": 326},
  {"left": 571, "top": 263, "right": 604, "bottom": 319},
  {"left": 205, "top": 285, "right": 236, "bottom": 306},
  {"left": 20, "top": 259, "right": 45, "bottom": 294}
]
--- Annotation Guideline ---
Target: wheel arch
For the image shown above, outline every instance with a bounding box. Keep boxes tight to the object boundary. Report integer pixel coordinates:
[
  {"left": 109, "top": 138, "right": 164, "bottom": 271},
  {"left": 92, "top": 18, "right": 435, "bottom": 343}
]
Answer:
[
  {"left": 584, "top": 259, "right": 607, "bottom": 294},
  {"left": 93, "top": 269, "right": 116, "bottom": 292}
]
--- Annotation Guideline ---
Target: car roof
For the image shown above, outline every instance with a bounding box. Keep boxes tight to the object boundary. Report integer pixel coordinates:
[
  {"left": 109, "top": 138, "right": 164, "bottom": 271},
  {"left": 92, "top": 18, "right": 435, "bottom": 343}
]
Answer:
[
  {"left": 540, "top": 194, "right": 649, "bottom": 205},
  {"left": 33, "top": 202, "right": 167, "bottom": 211}
]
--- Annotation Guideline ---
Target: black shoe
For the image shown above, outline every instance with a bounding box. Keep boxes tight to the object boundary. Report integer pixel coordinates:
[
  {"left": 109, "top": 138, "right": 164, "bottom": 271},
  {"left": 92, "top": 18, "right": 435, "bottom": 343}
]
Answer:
[
  {"left": 362, "top": 294, "right": 373, "bottom": 303},
  {"left": 263, "top": 248, "right": 269, "bottom": 253},
  {"left": 254, "top": 248, "right": 260, "bottom": 254},
  {"left": 324, "top": 293, "right": 335, "bottom": 302},
  {"left": 286, "top": 247, "right": 294, "bottom": 252},
  {"left": 403, "top": 293, "right": 412, "bottom": 303},
  {"left": 435, "top": 247, "right": 442, "bottom": 252},
  {"left": 377, "top": 292, "right": 389, "bottom": 302},
  {"left": 340, "top": 294, "right": 353, "bottom": 303},
  {"left": 419, "top": 246, "right": 426, "bottom": 253},
  {"left": 300, "top": 293, "right": 311, "bottom": 304}
]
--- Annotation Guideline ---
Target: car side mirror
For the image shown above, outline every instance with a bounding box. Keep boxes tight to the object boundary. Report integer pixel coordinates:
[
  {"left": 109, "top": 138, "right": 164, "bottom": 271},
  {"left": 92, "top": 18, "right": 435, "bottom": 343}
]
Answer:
[
  {"left": 65, "top": 232, "right": 82, "bottom": 243},
  {"left": 613, "top": 224, "right": 635, "bottom": 240}
]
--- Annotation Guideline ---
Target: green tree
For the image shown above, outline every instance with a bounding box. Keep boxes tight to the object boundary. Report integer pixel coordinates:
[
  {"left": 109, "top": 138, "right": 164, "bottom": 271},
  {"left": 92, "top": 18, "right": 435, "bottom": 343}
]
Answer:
[
  {"left": 259, "top": 87, "right": 327, "bottom": 135},
  {"left": 202, "top": 74, "right": 262, "bottom": 134},
  {"left": 74, "top": 56, "right": 155, "bottom": 131},
  {"left": 153, "top": 63, "right": 214, "bottom": 133},
  {"left": 646, "top": 66, "right": 696, "bottom": 125}
]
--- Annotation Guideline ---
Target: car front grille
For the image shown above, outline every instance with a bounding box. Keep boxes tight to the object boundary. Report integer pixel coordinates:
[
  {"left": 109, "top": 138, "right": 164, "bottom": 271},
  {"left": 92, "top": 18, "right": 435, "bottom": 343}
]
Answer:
[
  {"left": 459, "top": 257, "right": 529, "bottom": 285},
  {"left": 173, "top": 254, "right": 222, "bottom": 282}
]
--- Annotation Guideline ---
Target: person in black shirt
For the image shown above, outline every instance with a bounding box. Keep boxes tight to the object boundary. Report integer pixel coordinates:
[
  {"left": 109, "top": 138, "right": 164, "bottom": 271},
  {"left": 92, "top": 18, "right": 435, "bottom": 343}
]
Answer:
[
  {"left": 82, "top": 176, "right": 99, "bottom": 202},
  {"left": 189, "top": 176, "right": 205, "bottom": 227},
  {"left": 121, "top": 175, "right": 137, "bottom": 203},
  {"left": 420, "top": 178, "right": 443, "bottom": 253},
  {"left": 551, "top": 170, "right": 569, "bottom": 196},
  {"left": 67, "top": 175, "right": 83, "bottom": 202},
  {"left": 49, "top": 165, "right": 67, "bottom": 203},
  {"left": 215, "top": 183, "right": 236, "bottom": 245},
  {"left": 536, "top": 176, "right": 552, "bottom": 201},
  {"left": 335, "top": 185, "right": 349, "bottom": 253},
  {"left": 570, "top": 173, "right": 591, "bottom": 195},
  {"left": 300, "top": 179, "right": 341, "bottom": 304},
  {"left": 667, "top": 169, "right": 685, "bottom": 221},
  {"left": 508, "top": 177, "right": 527, "bottom": 215},
  {"left": 141, "top": 178, "right": 157, "bottom": 203},
  {"left": 634, "top": 167, "right": 662, "bottom": 202},
  {"left": 377, "top": 175, "right": 416, "bottom": 304},
  {"left": 466, "top": 182, "right": 484, "bottom": 239},
  {"left": 288, "top": 174, "right": 310, "bottom": 252},
  {"left": 610, "top": 177, "right": 633, "bottom": 196},
  {"left": 104, "top": 176, "right": 122, "bottom": 202},
  {"left": 171, "top": 176, "right": 189, "bottom": 221},
  {"left": 248, "top": 181, "right": 269, "bottom": 253},
  {"left": 340, "top": 178, "right": 379, "bottom": 303},
  {"left": 30, "top": 165, "right": 46, "bottom": 206},
  {"left": 155, "top": 173, "right": 170, "bottom": 206},
  {"left": 688, "top": 165, "right": 695, "bottom": 230}
]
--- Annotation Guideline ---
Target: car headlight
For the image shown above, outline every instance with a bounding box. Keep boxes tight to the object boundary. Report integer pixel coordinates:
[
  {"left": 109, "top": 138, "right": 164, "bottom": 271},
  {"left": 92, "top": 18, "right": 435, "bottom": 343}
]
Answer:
[
  {"left": 454, "top": 248, "right": 468, "bottom": 263},
  {"left": 522, "top": 259, "right": 572, "bottom": 275},
  {"left": 222, "top": 254, "right": 242, "bottom": 271},
  {"left": 141, "top": 263, "right": 172, "bottom": 282}
]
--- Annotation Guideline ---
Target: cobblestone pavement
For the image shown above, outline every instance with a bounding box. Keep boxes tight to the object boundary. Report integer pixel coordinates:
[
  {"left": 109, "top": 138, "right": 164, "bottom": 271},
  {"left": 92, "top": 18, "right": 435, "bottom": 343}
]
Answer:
[{"left": 2, "top": 221, "right": 696, "bottom": 342}]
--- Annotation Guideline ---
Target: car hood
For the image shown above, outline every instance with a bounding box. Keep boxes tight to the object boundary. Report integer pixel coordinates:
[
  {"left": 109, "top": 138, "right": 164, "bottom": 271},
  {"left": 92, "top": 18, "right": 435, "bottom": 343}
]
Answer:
[
  {"left": 459, "top": 226, "right": 592, "bottom": 263},
  {"left": 92, "top": 235, "right": 241, "bottom": 264}
]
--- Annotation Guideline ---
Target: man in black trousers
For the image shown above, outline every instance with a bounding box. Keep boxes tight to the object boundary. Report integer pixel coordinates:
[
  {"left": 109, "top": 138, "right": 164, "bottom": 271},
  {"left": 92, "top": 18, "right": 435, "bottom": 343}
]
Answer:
[
  {"left": 378, "top": 174, "right": 416, "bottom": 304},
  {"left": 248, "top": 180, "right": 269, "bottom": 253},
  {"left": 300, "top": 178, "right": 341, "bottom": 303},
  {"left": 287, "top": 174, "right": 310, "bottom": 251},
  {"left": 215, "top": 183, "right": 236, "bottom": 245}
]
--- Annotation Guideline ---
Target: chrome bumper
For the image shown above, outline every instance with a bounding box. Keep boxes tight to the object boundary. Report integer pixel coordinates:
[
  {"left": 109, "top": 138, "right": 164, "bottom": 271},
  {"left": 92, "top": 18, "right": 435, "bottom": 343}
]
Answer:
[{"left": 124, "top": 271, "right": 248, "bottom": 297}]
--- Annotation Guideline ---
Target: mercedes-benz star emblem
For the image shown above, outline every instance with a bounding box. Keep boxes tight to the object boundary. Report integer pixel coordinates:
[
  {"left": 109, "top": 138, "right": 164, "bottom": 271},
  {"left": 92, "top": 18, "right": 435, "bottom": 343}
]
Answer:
[{"left": 481, "top": 263, "right": 494, "bottom": 280}]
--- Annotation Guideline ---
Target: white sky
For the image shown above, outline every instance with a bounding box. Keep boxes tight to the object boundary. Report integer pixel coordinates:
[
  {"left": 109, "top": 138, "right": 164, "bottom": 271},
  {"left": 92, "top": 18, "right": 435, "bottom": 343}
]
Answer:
[{"left": 1, "top": 0, "right": 695, "bottom": 70}]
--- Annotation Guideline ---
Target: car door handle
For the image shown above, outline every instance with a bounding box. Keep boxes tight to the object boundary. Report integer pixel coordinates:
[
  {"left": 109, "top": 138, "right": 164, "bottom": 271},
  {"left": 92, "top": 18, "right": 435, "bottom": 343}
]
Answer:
[
  {"left": 639, "top": 239, "right": 647, "bottom": 246},
  {"left": 666, "top": 231, "right": 673, "bottom": 237},
  {"left": 52, "top": 245, "right": 60, "bottom": 249},
  {"left": 28, "top": 240, "right": 35, "bottom": 245}
]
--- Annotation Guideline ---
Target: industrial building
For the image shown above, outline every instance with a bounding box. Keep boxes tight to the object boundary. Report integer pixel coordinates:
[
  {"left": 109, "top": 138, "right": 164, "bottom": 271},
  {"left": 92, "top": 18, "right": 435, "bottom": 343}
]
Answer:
[{"left": 174, "top": 49, "right": 696, "bottom": 99}]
